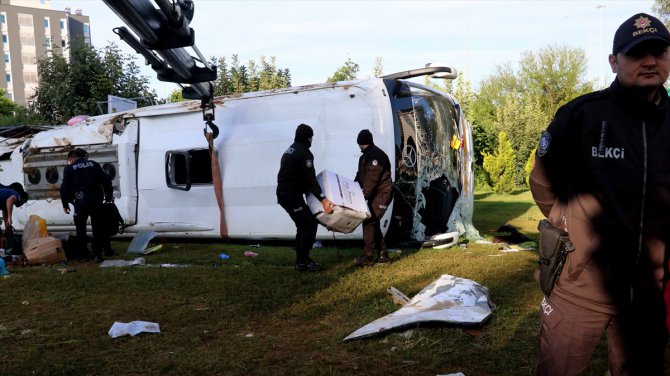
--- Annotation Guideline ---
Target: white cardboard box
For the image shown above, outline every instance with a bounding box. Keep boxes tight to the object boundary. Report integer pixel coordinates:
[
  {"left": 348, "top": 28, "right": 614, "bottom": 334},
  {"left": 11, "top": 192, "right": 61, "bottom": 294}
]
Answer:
[{"left": 307, "top": 170, "right": 370, "bottom": 233}]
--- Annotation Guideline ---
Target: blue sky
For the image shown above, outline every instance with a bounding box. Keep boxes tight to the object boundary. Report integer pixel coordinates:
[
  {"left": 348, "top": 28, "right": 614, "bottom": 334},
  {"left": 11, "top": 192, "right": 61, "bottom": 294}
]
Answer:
[{"left": 53, "top": 0, "right": 655, "bottom": 98}]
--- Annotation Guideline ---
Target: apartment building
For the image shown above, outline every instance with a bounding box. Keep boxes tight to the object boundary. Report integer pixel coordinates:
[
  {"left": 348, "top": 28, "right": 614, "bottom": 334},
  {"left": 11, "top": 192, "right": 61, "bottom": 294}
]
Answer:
[{"left": 0, "top": 0, "right": 90, "bottom": 105}]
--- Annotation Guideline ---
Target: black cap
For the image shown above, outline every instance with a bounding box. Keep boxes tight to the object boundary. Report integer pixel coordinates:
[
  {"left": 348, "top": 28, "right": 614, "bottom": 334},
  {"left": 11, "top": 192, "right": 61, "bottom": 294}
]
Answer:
[
  {"left": 613, "top": 13, "right": 670, "bottom": 55},
  {"left": 295, "top": 123, "right": 313, "bottom": 142},
  {"left": 357, "top": 129, "right": 373, "bottom": 145}
]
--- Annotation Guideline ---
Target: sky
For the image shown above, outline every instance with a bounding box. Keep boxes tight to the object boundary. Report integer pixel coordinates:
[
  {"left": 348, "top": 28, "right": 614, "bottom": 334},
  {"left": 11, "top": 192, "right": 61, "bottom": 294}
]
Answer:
[{"left": 51, "top": 0, "right": 656, "bottom": 99}]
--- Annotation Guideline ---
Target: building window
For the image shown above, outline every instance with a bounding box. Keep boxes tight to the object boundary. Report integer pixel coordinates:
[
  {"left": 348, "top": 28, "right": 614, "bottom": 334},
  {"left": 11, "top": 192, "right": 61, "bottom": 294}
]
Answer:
[
  {"left": 2, "top": 35, "right": 7, "bottom": 43},
  {"left": 44, "top": 37, "right": 51, "bottom": 49},
  {"left": 3, "top": 53, "right": 8, "bottom": 63},
  {"left": 0, "top": 15, "right": 5, "bottom": 24},
  {"left": 5, "top": 92, "right": 11, "bottom": 100},
  {"left": 5, "top": 74, "right": 10, "bottom": 82},
  {"left": 60, "top": 20, "right": 64, "bottom": 29},
  {"left": 44, "top": 18, "right": 49, "bottom": 28}
]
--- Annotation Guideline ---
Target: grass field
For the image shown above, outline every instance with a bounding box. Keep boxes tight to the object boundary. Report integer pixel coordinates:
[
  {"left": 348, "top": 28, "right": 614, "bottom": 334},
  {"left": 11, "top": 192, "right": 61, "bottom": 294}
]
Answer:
[{"left": 0, "top": 190, "right": 634, "bottom": 375}]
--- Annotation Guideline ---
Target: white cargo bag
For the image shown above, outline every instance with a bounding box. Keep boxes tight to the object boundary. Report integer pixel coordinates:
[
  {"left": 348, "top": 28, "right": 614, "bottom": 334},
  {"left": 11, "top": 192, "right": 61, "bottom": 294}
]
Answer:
[{"left": 307, "top": 170, "right": 370, "bottom": 233}]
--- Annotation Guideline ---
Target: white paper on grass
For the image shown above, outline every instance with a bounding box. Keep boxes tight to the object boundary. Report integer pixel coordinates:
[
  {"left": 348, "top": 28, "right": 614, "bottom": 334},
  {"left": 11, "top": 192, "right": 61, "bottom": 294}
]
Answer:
[
  {"left": 343, "top": 274, "right": 494, "bottom": 341},
  {"left": 306, "top": 170, "right": 370, "bottom": 233},
  {"left": 108, "top": 321, "right": 160, "bottom": 338}
]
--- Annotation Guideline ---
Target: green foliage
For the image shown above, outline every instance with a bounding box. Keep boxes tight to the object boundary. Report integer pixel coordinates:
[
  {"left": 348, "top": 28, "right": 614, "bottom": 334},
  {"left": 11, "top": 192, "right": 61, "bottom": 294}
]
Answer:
[
  {"left": 468, "top": 44, "right": 593, "bottom": 182},
  {"left": 29, "top": 39, "right": 156, "bottom": 124},
  {"left": 212, "top": 54, "right": 290, "bottom": 96},
  {"left": 0, "top": 88, "right": 15, "bottom": 116},
  {"left": 524, "top": 148, "right": 537, "bottom": 187},
  {"left": 372, "top": 55, "right": 383, "bottom": 78},
  {"left": 493, "top": 94, "right": 549, "bottom": 185},
  {"left": 482, "top": 131, "right": 517, "bottom": 193},
  {"left": 327, "top": 58, "right": 360, "bottom": 82},
  {"left": 167, "top": 89, "right": 184, "bottom": 103},
  {"left": 653, "top": 0, "right": 670, "bottom": 24}
]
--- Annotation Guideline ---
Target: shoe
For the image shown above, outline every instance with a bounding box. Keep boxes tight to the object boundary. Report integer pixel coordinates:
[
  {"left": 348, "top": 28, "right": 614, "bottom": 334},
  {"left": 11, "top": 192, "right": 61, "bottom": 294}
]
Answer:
[
  {"left": 295, "top": 261, "right": 323, "bottom": 272},
  {"left": 376, "top": 254, "right": 391, "bottom": 264},
  {"left": 355, "top": 256, "right": 374, "bottom": 267}
]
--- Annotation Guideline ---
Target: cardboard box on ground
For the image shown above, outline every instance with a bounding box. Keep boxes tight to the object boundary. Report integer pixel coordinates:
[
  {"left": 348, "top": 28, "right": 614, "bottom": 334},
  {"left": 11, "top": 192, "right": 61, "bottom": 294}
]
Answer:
[
  {"left": 22, "top": 215, "right": 66, "bottom": 265},
  {"left": 307, "top": 170, "right": 370, "bottom": 233}
]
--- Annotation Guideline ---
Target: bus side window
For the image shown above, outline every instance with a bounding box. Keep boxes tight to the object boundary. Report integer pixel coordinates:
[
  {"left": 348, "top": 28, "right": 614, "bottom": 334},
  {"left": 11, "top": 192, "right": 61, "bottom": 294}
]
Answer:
[{"left": 165, "top": 149, "right": 213, "bottom": 191}]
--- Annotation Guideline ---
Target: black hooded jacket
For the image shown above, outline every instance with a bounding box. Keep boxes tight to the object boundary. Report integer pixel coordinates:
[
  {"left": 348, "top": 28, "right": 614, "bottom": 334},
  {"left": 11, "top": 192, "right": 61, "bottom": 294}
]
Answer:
[{"left": 276, "top": 138, "right": 325, "bottom": 202}]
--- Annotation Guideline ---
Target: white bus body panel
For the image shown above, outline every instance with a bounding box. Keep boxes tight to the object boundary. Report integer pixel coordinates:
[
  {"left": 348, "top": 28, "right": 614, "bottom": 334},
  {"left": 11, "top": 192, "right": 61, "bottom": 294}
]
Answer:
[{"left": 5, "top": 79, "right": 396, "bottom": 240}]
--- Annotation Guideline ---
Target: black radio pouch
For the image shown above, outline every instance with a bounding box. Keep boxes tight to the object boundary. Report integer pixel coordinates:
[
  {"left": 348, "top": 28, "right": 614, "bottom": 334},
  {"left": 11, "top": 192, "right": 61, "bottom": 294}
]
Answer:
[{"left": 537, "top": 219, "right": 575, "bottom": 296}]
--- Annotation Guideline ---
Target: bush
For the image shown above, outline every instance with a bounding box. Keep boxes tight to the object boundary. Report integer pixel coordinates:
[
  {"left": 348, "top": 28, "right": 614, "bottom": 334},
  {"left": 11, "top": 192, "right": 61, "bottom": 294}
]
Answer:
[{"left": 482, "top": 131, "right": 516, "bottom": 193}]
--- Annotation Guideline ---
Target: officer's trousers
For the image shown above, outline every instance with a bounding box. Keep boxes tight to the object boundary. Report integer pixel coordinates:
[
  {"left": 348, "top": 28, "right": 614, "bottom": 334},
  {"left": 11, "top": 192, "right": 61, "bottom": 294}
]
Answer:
[
  {"left": 362, "top": 193, "right": 391, "bottom": 257},
  {"left": 278, "top": 196, "right": 317, "bottom": 264},
  {"left": 73, "top": 198, "right": 110, "bottom": 259}
]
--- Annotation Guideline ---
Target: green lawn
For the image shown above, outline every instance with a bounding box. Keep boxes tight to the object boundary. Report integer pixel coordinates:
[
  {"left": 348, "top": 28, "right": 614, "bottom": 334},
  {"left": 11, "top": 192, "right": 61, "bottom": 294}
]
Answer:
[{"left": 0, "top": 190, "right": 635, "bottom": 375}]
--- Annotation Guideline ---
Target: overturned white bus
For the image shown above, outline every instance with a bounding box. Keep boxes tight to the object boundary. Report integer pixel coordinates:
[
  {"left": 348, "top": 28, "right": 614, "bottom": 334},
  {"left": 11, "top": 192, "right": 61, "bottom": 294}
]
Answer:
[{"left": 0, "top": 68, "right": 476, "bottom": 244}]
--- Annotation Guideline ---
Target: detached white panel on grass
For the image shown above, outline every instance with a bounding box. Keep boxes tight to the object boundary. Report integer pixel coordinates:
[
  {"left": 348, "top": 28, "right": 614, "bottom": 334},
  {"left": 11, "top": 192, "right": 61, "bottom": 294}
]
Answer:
[{"left": 343, "top": 274, "right": 494, "bottom": 341}]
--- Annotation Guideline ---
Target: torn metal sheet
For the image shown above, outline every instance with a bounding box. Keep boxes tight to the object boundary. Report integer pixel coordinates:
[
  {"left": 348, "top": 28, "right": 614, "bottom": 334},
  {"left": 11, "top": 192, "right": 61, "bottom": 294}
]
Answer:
[
  {"left": 343, "top": 274, "right": 494, "bottom": 341},
  {"left": 127, "top": 231, "right": 157, "bottom": 254}
]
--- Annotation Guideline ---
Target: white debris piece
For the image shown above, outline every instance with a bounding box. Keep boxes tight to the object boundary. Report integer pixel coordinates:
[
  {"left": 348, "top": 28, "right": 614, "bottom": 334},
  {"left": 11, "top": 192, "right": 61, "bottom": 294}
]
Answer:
[
  {"left": 108, "top": 321, "right": 160, "bottom": 338},
  {"left": 344, "top": 274, "right": 494, "bottom": 341}
]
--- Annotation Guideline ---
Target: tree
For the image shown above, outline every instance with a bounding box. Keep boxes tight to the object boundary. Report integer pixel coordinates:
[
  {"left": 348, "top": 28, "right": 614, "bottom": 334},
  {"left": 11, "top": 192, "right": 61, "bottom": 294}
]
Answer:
[
  {"left": 468, "top": 44, "right": 593, "bottom": 184},
  {"left": 0, "top": 88, "right": 15, "bottom": 117},
  {"left": 482, "top": 131, "right": 517, "bottom": 193},
  {"left": 492, "top": 94, "right": 549, "bottom": 185},
  {"left": 327, "top": 58, "right": 359, "bottom": 82},
  {"left": 372, "top": 56, "right": 383, "bottom": 78},
  {"left": 653, "top": 0, "right": 670, "bottom": 24},
  {"left": 212, "top": 54, "right": 291, "bottom": 96},
  {"left": 30, "top": 38, "right": 156, "bottom": 124},
  {"left": 167, "top": 89, "right": 184, "bottom": 103}
]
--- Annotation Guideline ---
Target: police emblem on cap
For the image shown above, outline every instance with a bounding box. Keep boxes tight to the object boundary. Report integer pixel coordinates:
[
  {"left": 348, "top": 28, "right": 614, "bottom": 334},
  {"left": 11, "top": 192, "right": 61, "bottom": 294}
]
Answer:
[
  {"left": 537, "top": 131, "right": 551, "bottom": 157},
  {"left": 372, "top": 160, "right": 378, "bottom": 166},
  {"left": 634, "top": 15, "right": 651, "bottom": 29},
  {"left": 306, "top": 160, "right": 313, "bottom": 168}
]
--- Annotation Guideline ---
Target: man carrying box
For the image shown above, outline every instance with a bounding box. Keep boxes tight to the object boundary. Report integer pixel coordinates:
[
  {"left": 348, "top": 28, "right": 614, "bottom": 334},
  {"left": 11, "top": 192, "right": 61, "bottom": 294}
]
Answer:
[
  {"left": 355, "top": 129, "right": 393, "bottom": 267},
  {"left": 277, "top": 124, "right": 334, "bottom": 272}
]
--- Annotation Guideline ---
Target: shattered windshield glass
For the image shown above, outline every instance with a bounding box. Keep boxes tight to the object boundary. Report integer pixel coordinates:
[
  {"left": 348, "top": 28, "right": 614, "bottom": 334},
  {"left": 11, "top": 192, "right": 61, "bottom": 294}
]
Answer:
[{"left": 389, "top": 83, "right": 478, "bottom": 242}]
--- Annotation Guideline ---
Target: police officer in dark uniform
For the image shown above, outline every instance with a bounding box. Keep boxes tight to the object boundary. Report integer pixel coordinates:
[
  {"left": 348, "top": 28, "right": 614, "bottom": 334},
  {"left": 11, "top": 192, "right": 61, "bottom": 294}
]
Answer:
[
  {"left": 60, "top": 148, "right": 113, "bottom": 262},
  {"left": 354, "top": 129, "right": 393, "bottom": 266},
  {"left": 277, "top": 124, "right": 334, "bottom": 272}
]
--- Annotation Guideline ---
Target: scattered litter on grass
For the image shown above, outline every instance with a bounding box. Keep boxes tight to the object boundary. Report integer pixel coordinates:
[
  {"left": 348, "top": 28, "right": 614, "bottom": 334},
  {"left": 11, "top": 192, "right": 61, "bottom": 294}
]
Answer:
[
  {"left": 245, "top": 333, "right": 254, "bottom": 338},
  {"left": 22, "top": 301, "right": 29, "bottom": 305},
  {"left": 313, "top": 241, "right": 323, "bottom": 248},
  {"left": 99, "top": 258, "right": 191, "bottom": 268},
  {"left": 499, "top": 247, "right": 519, "bottom": 253},
  {"left": 127, "top": 231, "right": 158, "bottom": 254},
  {"left": 244, "top": 251, "right": 258, "bottom": 257},
  {"left": 388, "top": 249, "right": 402, "bottom": 254},
  {"left": 487, "top": 254, "right": 504, "bottom": 257},
  {"left": 49, "top": 266, "right": 75, "bottom": 274},
  {"left": 395, "top": 329, "right": 414, "bottom": 339},
  {"left": 156, "top": 263, "right": 191, "bottom": 268},
  {"left": 514, "top": 241, "right": 537, "bottom": 250},
  {"left": 475, "top": 240, "right": 494, "bottom": 244},
  {"left": 437, "top": 373, "right": 465, "bottom": 376},
  {"left": 249, "top": 244, "right": 260, "bottom": 248},
  {"left": 108, "top": 321, "right": 160, "bottom": 338},
  {"left": 100, "top": 258, "right": 146, "bottom": 268},
  {"left": 219, "top": 253, "right": 230, "bottom": 260},
  {"left": 142, "top": 245, "right": 162, "bottom": 255},
  {"left": 344, "top": 274, "right": 494, "bottom": 341}
]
